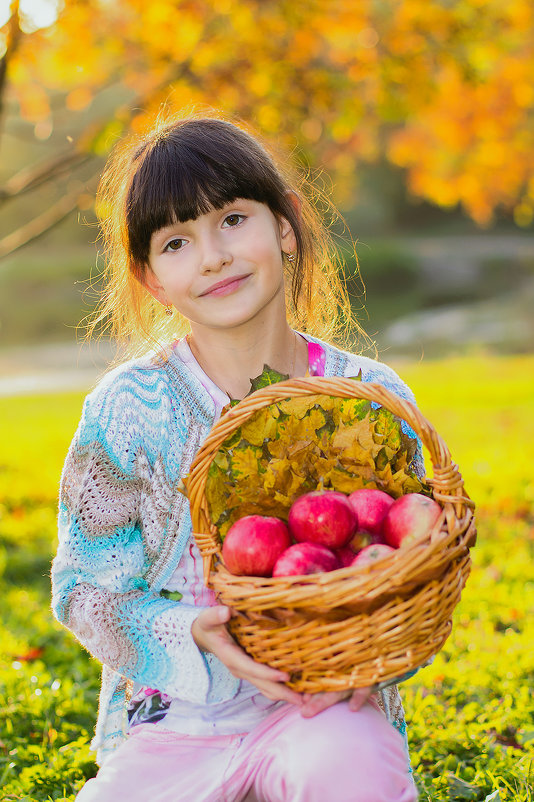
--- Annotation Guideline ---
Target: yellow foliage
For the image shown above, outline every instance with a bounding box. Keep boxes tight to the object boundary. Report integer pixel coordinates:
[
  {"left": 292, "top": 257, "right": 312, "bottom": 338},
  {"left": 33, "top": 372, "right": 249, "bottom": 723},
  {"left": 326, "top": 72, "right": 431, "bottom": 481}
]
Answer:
[
  {"left": 5, "top": 0, "right": 534, "bottom": 222},
  {"left": 202, "top": 392, "right": 425, "bottom": 538}
]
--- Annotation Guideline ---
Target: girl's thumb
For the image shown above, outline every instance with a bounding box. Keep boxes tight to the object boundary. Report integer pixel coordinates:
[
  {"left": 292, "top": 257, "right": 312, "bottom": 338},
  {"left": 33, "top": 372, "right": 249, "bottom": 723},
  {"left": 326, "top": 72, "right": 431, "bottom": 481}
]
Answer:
[{"left": 215, "top": 605, "right": 231, "bottom": 624}]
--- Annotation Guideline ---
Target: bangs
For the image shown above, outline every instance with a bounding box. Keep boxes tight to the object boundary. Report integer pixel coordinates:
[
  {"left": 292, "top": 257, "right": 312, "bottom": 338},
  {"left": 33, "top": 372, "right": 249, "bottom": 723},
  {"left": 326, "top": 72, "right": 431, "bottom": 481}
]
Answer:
[{"left": 125, "top": 120, "right": 284, "bottom": 265}]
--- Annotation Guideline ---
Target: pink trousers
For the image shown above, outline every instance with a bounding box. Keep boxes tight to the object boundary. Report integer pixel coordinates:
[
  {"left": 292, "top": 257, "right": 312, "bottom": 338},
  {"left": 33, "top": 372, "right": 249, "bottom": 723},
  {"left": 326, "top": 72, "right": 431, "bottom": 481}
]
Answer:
[{"left": 76, "top": 699, "right": 418, "bottom": 802}]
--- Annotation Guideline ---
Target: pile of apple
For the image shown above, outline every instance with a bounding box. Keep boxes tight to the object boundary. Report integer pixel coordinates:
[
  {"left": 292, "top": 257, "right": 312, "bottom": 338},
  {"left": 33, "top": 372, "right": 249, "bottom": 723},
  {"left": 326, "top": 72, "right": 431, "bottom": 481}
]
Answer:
[{"left": 221, "top": 488, "right": 442, "bottom": 578}]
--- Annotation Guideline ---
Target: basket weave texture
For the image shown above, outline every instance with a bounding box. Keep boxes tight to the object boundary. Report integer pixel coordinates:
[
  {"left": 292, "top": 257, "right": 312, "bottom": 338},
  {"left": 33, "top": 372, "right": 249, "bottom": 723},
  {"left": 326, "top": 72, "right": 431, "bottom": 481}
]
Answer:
[{"left": 186, "top": 377, "right": 476, "bottom": 692}]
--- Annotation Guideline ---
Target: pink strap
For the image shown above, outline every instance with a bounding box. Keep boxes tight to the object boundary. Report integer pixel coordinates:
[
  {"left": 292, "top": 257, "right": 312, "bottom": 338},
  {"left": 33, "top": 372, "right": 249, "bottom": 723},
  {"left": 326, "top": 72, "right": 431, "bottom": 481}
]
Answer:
[{"left": 307, "top": 342, "right": 326, "bottom": 377}]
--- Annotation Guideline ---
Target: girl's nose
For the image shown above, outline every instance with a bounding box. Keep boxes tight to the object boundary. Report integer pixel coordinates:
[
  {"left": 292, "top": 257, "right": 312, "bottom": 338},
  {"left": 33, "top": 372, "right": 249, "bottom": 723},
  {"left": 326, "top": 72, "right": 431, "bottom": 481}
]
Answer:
[{"left": 199, "top": 234, "right": 232, "bottom": 273}]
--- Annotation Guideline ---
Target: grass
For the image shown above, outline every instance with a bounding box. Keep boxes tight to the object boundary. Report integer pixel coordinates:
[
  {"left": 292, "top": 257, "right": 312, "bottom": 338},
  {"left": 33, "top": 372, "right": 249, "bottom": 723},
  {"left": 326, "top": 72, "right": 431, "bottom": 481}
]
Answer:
[{"left": 0, "top": 354, "right": 533, "bottom": 800}]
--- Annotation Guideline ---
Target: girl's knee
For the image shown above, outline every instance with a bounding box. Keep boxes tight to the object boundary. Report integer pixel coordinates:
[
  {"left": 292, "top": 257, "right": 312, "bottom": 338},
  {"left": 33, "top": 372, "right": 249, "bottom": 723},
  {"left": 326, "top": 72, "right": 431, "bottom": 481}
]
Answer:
[{"left": 269, "top": 702, "right": 416, "bottom": 802}]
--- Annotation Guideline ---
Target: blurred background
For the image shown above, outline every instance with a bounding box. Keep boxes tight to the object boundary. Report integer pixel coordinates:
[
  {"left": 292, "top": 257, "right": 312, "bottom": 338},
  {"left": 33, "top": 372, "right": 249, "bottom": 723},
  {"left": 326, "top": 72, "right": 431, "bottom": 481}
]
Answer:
[{"left": 1, "top": 0, "right": 533, "bottom": 394}]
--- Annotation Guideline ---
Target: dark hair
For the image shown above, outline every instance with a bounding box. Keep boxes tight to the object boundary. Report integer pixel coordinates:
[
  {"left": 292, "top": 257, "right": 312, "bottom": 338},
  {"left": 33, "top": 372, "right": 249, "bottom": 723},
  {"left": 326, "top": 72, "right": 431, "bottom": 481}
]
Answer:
[
  {"left": 125, "top": 118, "right": 311, "bottom": 309},
  {"left": 92, "top": 111, "right": 362, "bottom": 356}
]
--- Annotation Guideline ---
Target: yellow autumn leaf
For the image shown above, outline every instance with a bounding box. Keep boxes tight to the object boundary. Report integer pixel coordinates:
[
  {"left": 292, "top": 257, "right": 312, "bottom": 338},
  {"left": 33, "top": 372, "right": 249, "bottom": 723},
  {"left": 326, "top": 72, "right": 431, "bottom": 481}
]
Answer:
[
  {"left": 237, "top": 407, "right": 279, "bottom": 447},
  {"left": 322, "top": 465, "right": 370, "bottom": 494},
  {"left": 263, "top": 458, "right": 290, "bottom": 493},
  {"left": 230, "top": 445, "right": 263, "bottom": 479},
  {"left": 338, "top": 437, "right": 376, "bottom": 467}
]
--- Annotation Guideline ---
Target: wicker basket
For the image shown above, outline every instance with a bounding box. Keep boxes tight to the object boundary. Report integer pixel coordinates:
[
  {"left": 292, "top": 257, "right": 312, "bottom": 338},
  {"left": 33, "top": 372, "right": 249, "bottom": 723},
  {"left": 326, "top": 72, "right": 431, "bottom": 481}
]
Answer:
[{"left": 186, "top": 377, "right": 476, "bottom": 692}]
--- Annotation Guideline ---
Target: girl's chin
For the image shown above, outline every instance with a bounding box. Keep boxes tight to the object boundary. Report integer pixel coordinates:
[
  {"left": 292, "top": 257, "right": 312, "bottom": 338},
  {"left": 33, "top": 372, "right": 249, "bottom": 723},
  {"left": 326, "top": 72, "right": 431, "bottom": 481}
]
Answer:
[{"left": 191, "top": 294, "right": 284, "bottom": 330}]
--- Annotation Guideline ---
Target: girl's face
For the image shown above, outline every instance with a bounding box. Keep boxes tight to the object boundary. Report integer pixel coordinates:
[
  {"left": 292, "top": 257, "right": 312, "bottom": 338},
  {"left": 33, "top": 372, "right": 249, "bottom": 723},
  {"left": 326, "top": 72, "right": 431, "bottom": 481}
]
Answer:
[{"left": 144, "top": 199, "right": 296, "bottom": 332}]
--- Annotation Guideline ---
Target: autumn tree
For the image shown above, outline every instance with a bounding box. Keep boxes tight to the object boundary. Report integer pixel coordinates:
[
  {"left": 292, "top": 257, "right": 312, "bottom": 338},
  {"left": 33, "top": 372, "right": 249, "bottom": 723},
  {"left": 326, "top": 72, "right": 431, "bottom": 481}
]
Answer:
[{"left": 1, "top": 0, "right": 533, "bottom": 258}]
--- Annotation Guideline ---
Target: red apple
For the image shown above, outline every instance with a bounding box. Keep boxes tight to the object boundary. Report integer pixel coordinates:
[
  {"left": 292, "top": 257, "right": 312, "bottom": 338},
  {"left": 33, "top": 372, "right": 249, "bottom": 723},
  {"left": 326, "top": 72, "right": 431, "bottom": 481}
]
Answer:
[
  {"left": 383, "top": 493, "right": 442, "bottom": 548},
  {"left": 222, "top": 515, "right": 291, "bottom": 577},
  {"left": 350, "top": 543, "right": 395, "bottom": 569},
  {"left": 288, "top": 490, "right": 357, "bottom": 549},
  {"left": 347, "top": 488, "right": 394, "bottom": 536},
  {"left": 335, "top": 545, "right": 356, "bottom": 568},
  {"left": 272, "top": 542, "right": 339, "bottom": 577}
]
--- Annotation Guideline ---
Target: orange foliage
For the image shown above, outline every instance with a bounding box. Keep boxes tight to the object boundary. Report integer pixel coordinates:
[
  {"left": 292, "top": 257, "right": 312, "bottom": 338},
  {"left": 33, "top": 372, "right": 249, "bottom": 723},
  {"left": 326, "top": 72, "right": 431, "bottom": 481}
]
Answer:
[{"left": 3, "top": 0, "right": 534, "bottom": 224}]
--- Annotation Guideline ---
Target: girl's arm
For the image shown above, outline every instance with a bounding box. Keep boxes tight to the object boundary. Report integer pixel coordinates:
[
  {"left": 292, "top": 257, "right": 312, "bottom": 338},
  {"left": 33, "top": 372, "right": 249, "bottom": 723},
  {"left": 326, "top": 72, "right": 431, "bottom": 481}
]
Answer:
[{"left": 51, "top": 386, "right": 236, "bottom": 705}]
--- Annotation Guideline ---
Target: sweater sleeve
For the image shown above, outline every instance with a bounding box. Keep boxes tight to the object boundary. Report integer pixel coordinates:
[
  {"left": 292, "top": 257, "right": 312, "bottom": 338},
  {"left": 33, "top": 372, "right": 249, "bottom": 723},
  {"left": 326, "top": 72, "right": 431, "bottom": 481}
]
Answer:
[{"left": 51, "top": 385, "right": 215, "bottom": 704}]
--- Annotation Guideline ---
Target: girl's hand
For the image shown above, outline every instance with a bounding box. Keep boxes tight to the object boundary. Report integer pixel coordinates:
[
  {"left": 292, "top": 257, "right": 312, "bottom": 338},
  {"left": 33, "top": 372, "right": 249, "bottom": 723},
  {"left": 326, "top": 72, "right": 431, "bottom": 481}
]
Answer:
[
  {"left": 191, "top": 606, "right": 303, "bottom": 707},
  {"left": 299, "top": 686, "right": 374, "bottom": 718}
]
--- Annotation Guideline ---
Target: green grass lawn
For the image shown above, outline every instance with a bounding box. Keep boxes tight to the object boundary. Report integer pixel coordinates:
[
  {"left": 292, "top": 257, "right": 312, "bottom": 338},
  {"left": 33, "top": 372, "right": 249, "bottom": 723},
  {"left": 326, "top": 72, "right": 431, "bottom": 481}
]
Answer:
[{"left": 0, "top": 354, "right": 533, "bottom": 801}]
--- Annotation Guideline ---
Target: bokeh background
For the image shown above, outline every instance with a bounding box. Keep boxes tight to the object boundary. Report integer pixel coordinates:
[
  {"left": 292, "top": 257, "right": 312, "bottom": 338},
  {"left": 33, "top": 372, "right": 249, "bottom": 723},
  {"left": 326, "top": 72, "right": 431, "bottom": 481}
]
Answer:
[
  {"left": 1, "top": 3, "right": 533, "bottom": 801},
  {"left": 1, "top": 0, "right": 533, "bottom": 390}
]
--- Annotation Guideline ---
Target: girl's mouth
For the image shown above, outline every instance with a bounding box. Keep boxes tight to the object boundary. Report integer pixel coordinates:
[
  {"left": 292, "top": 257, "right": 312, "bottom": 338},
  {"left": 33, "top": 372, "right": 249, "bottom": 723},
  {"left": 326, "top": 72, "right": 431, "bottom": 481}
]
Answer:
[{"left": 200, "top": 274, "right": 251, "bottom": 297}]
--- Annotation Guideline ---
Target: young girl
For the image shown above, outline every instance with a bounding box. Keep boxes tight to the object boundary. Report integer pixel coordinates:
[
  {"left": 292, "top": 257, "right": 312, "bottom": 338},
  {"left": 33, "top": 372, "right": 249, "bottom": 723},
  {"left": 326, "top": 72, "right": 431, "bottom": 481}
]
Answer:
[{"left": 52, "top": 114, "right": 421, "bottom": 801}]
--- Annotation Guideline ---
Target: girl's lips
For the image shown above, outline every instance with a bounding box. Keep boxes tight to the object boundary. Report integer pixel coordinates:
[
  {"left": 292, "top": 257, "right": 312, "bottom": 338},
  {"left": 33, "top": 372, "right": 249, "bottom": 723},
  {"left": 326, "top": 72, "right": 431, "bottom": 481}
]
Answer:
[{"left": 200, "top": 274, "right": 251, "bottom": 297}]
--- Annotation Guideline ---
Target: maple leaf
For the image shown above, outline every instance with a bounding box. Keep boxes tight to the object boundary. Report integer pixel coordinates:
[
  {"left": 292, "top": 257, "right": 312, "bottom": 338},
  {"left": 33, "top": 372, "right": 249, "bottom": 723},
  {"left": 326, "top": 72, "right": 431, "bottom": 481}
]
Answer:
[
  {"left": 277, "top": 397, "right": 328, "bottom": 420},
  {"left": 230, "top": 444, "right": 264, "bottom": 480},
  {"left": 376, "top": 446, "right": 394, "bottom": 471},
  {"left": 373, "top": 407, "right": 402, "bottom": 451},
  {"left": 338, "top": 396, "right": 370, "bottom": 422},
  {"left": 311, "top": 455, "right": 339, "bottom": 484},
  {"left": 275, "top": 412, "right": 326, "bottom": 450},
  {"left": 322, "top": 465, "right": 366, "bottom": 493},
  {"left": 263, "top": 458, "right": 290, "bottom": 492},
  {"left": 205, "top": 462, "right": 232, "bottom": 526},
  {"left": 238, "top": 407, "right": 280, "bottom": 447},
  {"left": 211, "top": 451, "right": 230, "bottom": 474}
]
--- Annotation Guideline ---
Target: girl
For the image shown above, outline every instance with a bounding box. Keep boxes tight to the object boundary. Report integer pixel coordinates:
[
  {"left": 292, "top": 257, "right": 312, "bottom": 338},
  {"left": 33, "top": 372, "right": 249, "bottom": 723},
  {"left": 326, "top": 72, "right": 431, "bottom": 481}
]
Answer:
[{"left": 52, "top": 113, "right": 421, "bottom": 801}]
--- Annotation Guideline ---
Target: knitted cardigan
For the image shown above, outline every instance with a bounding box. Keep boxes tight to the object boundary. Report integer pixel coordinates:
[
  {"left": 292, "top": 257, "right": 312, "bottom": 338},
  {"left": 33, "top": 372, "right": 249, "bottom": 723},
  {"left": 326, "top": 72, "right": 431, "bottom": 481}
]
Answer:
[{"left": 51, "top": 334, "right": 423, "bottom": 766}]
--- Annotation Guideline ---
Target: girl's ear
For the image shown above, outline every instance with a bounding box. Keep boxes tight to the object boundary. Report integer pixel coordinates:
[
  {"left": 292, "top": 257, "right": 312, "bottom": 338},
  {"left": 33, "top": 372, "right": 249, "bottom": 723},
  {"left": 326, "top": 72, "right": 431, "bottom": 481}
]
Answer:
[
  {"left": 280, "top": 191, "right": 301, "bottom": 256},
  {"left": 140, "top": 265, "right": 170, "bottom": 306}
]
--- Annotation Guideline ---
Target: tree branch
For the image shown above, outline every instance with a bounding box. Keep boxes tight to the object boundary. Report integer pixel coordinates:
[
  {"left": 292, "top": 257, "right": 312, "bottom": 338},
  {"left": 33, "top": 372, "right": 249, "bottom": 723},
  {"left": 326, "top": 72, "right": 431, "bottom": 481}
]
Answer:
[
  {"left": 0, "top": 1, "right": 21, "bottom": 136},
  {"left": 0, "top": 149, "right": 94, "bottom": 202},
  {"left": 0, "top": 172, "right": 100, "bottom": 260}
]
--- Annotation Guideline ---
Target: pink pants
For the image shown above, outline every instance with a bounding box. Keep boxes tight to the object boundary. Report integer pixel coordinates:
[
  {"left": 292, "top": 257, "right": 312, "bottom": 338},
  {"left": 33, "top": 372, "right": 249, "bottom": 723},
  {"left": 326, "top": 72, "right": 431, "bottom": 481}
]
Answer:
[{"left": 76, "top": 699, "right": 418, "bottom": 802}]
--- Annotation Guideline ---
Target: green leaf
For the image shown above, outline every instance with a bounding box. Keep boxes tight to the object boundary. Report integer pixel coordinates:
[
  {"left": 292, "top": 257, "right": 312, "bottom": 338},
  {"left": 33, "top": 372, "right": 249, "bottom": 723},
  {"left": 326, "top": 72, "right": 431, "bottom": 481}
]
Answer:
[
  {"left": 160, "top": 590, "right": 183, "bottom": 602},
  {"left": 249, "top": 364, "right": 289, "bottom": 393}
]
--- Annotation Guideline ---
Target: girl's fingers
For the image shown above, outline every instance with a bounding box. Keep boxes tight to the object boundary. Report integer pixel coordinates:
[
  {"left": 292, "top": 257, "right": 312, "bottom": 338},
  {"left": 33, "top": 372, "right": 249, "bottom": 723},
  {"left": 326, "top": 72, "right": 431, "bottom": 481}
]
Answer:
[
  {"left": 348, "top": 686, "right": 373, "bottom": 711},
  {"left": 300, "top": 686, "right": 374, "bottom": 717},
  {"left": 219, "top": 641, "right": 302, "bottom": 705},
  {"left": 218, "top": 637, "right": 289, "bottom": 682},
  {"left": 300, "top": 690, "right": 349, "bottom": 717},
  {"left": 191, "top": 606, "right": 232, "bottom": 650},
  {"left": 197, "top": 605, "right": 232, "bottom": 631},
  {"left": 194, "top": 607, "right": 374, "bottom": 712}
]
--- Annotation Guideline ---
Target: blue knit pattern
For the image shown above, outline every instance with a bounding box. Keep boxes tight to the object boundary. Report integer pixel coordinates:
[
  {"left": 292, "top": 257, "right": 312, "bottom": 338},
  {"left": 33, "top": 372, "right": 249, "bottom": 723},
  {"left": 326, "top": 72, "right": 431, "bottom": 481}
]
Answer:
[{"left": 51, "top": 337, "right": 423, "bottom": 764}]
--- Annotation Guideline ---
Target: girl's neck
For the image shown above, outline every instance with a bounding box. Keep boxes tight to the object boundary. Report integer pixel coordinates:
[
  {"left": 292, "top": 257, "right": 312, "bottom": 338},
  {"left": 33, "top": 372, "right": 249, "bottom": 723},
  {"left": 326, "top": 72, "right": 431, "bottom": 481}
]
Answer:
[{"left": 187, "top": 323, "right": 308, "bottom": 400}]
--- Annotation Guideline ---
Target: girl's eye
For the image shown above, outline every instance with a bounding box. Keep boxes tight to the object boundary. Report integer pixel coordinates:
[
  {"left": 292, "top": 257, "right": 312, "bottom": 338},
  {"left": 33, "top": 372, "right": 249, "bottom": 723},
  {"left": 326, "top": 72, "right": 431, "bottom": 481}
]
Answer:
[
  {"left": 164, "top": 238, "right": 185, "bottom": 252},
  {"left": 223, "top": 214, "right": 245, "bottom": 227}
]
